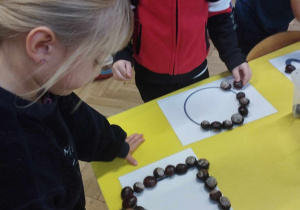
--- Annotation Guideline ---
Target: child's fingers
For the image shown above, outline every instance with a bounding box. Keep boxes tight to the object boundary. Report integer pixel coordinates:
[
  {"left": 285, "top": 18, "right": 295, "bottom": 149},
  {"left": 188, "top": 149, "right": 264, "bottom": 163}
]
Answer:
[
  {"left": 126, "top": 133, "right": 144, "bottom": 142},
  {"left": 129, "top": 137, "right": 145, "bottom": 152},
  {"left": 125, "top": 153, "right": 138, "bottom": 166}
]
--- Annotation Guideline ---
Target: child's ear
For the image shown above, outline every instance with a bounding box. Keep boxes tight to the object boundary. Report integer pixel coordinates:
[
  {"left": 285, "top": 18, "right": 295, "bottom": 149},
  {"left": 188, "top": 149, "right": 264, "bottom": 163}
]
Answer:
[{"left": 25, "top": 26, "right": 58, "bottom": 64}]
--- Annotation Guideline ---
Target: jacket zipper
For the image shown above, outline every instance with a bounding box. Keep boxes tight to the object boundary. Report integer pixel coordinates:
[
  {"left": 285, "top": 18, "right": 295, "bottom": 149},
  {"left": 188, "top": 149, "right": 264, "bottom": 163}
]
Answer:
[{"left": 173, "top": 0, "right": 178, "bottom": 76}]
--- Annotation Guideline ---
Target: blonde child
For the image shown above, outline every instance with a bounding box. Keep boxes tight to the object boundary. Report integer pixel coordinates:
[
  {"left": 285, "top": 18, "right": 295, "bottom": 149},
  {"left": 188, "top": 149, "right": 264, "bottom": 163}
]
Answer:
[{"left": 0, "top": 0, "right": 144, "bottom": 209}]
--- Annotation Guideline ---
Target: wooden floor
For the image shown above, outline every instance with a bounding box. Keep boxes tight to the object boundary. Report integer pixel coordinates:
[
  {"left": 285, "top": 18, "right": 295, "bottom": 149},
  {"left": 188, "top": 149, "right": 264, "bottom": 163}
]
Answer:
[{"left": 75, "top": 20, "right": 300, "bottom": 210}]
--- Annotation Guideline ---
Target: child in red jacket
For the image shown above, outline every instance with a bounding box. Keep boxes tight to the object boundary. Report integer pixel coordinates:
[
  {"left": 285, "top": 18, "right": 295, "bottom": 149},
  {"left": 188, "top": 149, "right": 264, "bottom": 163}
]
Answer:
[{"left": 113, "top": 0, "right": 252, "bottom": 102}]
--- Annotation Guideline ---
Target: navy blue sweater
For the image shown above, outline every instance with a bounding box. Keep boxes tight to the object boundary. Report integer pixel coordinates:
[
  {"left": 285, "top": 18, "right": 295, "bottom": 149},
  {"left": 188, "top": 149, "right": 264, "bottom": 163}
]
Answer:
[{"left": 0, "top": 88, "right": 129, "bottom": 209}]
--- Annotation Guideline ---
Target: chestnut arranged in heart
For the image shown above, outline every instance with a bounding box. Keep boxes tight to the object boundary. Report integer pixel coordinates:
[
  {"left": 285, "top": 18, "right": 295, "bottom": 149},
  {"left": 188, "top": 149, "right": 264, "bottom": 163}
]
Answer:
[
  {"left": 121, "top": 156, "right": 231, "bottom": 210},
  {"left": 200, "top": 80, "right": 250, "bottom": 132}
]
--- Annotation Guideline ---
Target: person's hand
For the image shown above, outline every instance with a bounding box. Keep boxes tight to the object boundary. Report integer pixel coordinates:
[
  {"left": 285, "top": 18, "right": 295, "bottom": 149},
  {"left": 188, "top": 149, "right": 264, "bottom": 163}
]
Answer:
[
  {"left": 232, "top": 62, "right": 252, "bottom": 86},
  {"left": 112, "top": 60, "right": 132, "bottom": 81},
  {"left": 125, "top": 133, "right": 145, "bottom": 166}
]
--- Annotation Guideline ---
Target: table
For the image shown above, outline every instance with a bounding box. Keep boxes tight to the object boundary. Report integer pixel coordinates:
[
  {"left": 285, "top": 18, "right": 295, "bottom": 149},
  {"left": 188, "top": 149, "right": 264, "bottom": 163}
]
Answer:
[{"left": 91, "top": 42, "right": 300, "bottom": 210}]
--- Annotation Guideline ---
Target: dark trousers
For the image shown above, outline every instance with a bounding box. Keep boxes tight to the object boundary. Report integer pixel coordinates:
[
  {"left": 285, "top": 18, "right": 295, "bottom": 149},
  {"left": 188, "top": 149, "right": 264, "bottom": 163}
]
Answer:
[{"left": 135, "top": 69, "right": 209, "bottom": 102}]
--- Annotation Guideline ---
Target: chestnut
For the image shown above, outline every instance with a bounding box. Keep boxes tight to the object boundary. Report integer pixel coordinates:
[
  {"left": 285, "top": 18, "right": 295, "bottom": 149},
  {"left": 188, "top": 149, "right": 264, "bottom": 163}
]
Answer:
[
  {"left": 153, "top": 167, "right": 165, "bottom": 180},
  {"left": 196, "top": 158, "right": 210, "bottom": 170},
  {"left": 210, "top": 189, "right": 222, "bottom": 201},
  {"left": 165, "top": 165, "right": 176, "bottom": 177},
  {"left": 175, "top": 163, "right": 188, "bottom": 175},
  {"left": 122, "top": 195, "right": 137, "bottom": 209},
  {"left": 133, "top": 182, "right": 145, "bottom": 193},
  {"left": 121, "top": 186, "right": 134, "bottom": 200},
  {"left": 231, "top": 113, "right": 244, "bottom": 125},
  {"left": 201, "top": 120, "right": 210, "bottom": 130},
  {"left": 196, "top": 169, "right": 209, "bottom": 181},
  {"left": 238, "top": 106, "right": 248, "bottom": 116},
  {"left": 285, "top": 64, "right": 296, "bottom": 73},
  {"left": 223, "top": 120, "right": 233, "bottom": 129},
  {"left": 210, "top": 121, "right": 222, "bottom": 132},
  {"left": 236, "top": 92, "right": 245, "bottom": 100},
  {"left": 239, "top": 97, "right": 250, "bottom": 106},
  {"left": 185, "top": 156, "right": 197, "bottom": 168},
  {"left": 233, "top": 81, "right": 243, "bottom": 89},
  {"left": 219, "top": 196, "right": 231, "bottom": 210},
  {"left": 143, "top": 176, "right": 157, "bottom": 188},
  {"left": 220, "top": 81, "right": 231, "bottom": 91},
  {"left": 205, "top": 176, "right": 217, "bottom": 190}
]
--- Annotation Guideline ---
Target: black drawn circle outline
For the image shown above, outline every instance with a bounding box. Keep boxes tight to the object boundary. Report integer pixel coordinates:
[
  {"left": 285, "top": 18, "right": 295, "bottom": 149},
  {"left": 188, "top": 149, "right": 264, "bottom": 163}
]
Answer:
[{"left": 183, "top": 87, "right": 237, "bottom": 125}]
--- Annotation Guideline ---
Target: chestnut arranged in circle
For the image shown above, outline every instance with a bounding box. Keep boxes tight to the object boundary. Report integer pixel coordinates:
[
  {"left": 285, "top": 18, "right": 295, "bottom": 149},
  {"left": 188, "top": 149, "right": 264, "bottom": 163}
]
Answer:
[
  {"left": 220, "top": 80, "right": 232, "bottom": 91},
  {"left": 285, "top": 64, "right": 296, "bottom": 73},
  {"left": 120, "top": 156, "right": 231, "bottom": 209},
  {"left": 210, "top": 121, "right": 223, "bottom": 132},
  {"left": 233, "top": 80, "right": 243, "bottom": 89},
  {"left": 200, "top": 82, "right": 250, "bottom": 132}
]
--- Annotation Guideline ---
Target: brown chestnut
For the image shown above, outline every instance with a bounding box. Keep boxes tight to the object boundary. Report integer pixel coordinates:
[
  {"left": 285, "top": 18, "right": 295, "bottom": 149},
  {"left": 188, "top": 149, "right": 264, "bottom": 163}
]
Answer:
[
  {"left": 238, "top": 106, "right": 248, "bottom": 116},
  {"left": 231, "top": 113, "right": 244, "bottom": 125},
  {"left": 210, "top": 189, "right": 222, "bottom": 201},
  {"left": 233, "top": 81, "right": 243, "bottom": 89},
  {"left": 201, "top": 120, "right": 210, "bottom": 130},
  {"left": 220, "top": 81, "right": 232, "bottom": 91},
  {"left": 236, "top": 92, "right": 245, "bottom": 100},
  {"left": 165, "top": 165, "right": 176, "bottom": 177},
  {"left": 223, "top": 120, "right": 233, "bottom": 129},
  {"left": 133, "top": 182, "right": 145, "bottom": 193},
  {"left": 185, "top": 156, "right": 197, "bottom": 168},
  {"left": 285, "top": 64, "right": 296, "bottom": 73},
  {"left": 239, "top": 97, "right": 250, "bottom": 106},
  {"left": 205, "top": 176, "right": 217, "bottom": 190},
  {"left": 196, "top": 158, "right": 210, "bottom": 170},
  {"left": 219, "top": 196, "right": 231, "bottom": 210},
  {"left": 121, "top": 186, "right": 134, "bottom": 200},
  {"left": 196, "top": 169, "right": 209, "bottom": 181},
  {"left": 175, "top": 163, "right": 188, "bottom": 175},
  {"left": 153, "top": 167, "right": 165, "bottom": 180},
  {"left": 143, "top": 176, "right": 157, "bottom": 188},
  {"left": 122, "top": 195, "right": 137, "bottom": 209},
  {"left": 210, "top": 121, "right": 222, "bottom": 132}
]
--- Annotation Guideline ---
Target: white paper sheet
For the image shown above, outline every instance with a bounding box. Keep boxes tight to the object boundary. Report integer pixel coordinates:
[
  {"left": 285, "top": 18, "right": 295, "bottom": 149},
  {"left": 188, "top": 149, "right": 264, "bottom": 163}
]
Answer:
[
  {"left": 269, "top": 50, "right": 300, "bottom": 81},
  {"left": 157, "top": 76, "right": 277, "bottom": 146},
  {"left": 119, "top": 148, "right": 232, "bottom": 210}
]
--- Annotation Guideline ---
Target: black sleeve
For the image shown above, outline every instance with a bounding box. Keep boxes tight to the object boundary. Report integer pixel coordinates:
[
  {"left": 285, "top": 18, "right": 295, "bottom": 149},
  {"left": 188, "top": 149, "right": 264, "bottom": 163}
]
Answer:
[
  {"left": 207, "top": 13, "right": 246, "bottom": 72},
  {"left": 58, "top": 93, "right": 129, "bottom": 162},
  {"left": 113, "top": 40, "right": 133, "bottom": 63}
]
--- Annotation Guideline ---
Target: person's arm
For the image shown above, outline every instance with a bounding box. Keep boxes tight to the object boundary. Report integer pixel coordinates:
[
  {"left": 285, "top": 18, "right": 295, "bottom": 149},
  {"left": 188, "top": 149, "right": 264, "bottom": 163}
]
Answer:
[
  {"left": 291, "top": 0, "right": 300, "bottom": 22},
  {"left": 207, "top": 0, "right": 252, "bottom": 85},
  {"left": 58, "top": 93, "right": 143, "bottom": 164}
]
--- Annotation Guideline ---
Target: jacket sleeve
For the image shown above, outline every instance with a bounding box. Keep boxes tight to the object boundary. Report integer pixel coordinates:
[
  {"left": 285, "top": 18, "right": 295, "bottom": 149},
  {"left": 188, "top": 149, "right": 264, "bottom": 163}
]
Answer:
[
  {"left": 207, "top": 0, "right": 246, "bottom": 72},
  {"left": 58, "top": 93, "right": 129, "bottom": 162},
  {"left": 113, "top": 40, "right": 133, "bottom": 63}
]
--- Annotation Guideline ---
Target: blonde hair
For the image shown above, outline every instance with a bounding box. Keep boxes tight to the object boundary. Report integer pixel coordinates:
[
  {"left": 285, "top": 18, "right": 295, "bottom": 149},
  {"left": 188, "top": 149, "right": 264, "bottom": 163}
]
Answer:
[{"left": 0, "top": 0, "right": 133, "bottom": 97}]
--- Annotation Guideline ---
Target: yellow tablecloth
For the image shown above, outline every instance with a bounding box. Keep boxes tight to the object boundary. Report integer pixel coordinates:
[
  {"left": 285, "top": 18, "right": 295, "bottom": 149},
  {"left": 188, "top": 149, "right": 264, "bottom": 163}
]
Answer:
[{"left": 91, "top": 42, "right": 300, "bottom": 210}]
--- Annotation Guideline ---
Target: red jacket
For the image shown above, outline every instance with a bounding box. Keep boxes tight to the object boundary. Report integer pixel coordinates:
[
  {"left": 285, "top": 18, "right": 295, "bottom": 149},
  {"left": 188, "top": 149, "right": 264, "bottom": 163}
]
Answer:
[{"left": 115, "top": 0, "right": 245, "bottom": 83}]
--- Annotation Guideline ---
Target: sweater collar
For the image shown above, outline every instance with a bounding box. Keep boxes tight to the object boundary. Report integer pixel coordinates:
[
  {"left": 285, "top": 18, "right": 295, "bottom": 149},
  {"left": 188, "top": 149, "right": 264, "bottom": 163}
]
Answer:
[{"left": 0, "top": 87, "right": 58, "bottom": 119}]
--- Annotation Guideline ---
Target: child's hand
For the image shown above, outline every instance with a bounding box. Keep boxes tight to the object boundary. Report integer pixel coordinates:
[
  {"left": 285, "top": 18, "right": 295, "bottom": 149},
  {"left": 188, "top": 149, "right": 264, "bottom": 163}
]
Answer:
[
  {"left": 112, "top": 60, "right": 132, "bottom": 81},
  {"left": 125, "top": 133, "right": 145, "bottom": 166},
  {"left": 232, "top": 62, "right": 252, "bottom": 86}
]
